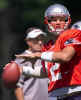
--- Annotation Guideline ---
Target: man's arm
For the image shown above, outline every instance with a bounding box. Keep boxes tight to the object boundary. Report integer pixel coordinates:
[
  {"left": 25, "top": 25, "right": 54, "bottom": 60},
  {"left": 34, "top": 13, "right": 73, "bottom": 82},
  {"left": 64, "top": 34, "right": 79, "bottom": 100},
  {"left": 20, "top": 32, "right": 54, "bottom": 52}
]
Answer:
[
  {"left": 36, "top": 46, "right": 75, "bottom": 63},
  {"left": 14, "top": 87, "right": 24, "bottom": 100},
  {"left": 52, "top": 46, "right": 76, "bottom": 62},
  {"left": 16, "top": 46, "right": 76, "bottom": 63}
]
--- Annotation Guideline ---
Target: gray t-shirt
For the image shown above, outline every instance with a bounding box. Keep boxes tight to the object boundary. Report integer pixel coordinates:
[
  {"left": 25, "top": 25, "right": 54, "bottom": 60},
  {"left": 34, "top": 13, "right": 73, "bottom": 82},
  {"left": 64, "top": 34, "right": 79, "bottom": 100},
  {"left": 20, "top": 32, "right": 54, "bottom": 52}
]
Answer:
[{"left": 15, "top": 50, "right": 48, "bottom": 100}]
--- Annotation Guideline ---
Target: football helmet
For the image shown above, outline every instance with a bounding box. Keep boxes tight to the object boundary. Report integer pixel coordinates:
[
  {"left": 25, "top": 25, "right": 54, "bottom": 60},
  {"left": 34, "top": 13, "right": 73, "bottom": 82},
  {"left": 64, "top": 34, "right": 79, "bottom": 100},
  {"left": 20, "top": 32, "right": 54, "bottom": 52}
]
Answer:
[
  {"left": 44, "top": 4, "right": 71, "bottom": 34},
  {"left": 71, "top": 21, "right": 81, "bottom": 30}
]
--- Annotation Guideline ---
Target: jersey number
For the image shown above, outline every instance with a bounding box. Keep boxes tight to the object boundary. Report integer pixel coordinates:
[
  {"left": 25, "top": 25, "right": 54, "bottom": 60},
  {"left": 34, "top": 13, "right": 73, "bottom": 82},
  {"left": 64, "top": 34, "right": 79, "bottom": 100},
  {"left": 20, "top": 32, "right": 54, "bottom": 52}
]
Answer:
[{"left": 50, "top": 63, "right": 62, "bottom": 81}]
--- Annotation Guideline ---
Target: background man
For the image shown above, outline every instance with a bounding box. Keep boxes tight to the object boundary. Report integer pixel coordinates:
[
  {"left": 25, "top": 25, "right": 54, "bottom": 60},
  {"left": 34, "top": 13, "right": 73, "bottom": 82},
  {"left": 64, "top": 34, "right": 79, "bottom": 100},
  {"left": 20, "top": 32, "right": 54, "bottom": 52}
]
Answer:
[{"left": 15, "top": 27, "right": 48, "bottom": 100}]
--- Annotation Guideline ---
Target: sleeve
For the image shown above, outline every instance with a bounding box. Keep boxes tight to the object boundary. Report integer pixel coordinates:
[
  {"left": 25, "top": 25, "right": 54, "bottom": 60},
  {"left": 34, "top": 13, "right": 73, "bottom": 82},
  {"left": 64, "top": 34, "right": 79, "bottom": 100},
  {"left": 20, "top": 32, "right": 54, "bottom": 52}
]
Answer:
[
  {"left": 64, "top": 36, "right": 81, "bottom": 52},
  {"left": 14, "top": 58, "right": 24, "bottom": 66},
  {"left": 16, "top": 75, "right": 25, "bottom": 88}
]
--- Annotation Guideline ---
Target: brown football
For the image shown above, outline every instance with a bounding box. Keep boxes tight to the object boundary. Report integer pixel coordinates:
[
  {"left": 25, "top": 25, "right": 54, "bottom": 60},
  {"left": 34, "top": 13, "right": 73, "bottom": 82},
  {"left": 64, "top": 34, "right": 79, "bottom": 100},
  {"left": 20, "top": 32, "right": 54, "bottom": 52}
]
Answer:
[{"left": 2, "top": 61, "right": 20, "bottom": 88}]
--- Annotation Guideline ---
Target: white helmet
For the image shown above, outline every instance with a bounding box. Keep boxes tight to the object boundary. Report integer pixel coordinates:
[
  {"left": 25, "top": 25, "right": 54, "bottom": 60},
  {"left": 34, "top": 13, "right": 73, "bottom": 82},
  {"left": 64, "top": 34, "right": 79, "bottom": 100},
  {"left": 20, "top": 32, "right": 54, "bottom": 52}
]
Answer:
[
  {"left": 44, "top": 4, "right": 71, "bottom": 34},
  {"left": 71, "top": 21, "right": 81, "bottom": 30}
]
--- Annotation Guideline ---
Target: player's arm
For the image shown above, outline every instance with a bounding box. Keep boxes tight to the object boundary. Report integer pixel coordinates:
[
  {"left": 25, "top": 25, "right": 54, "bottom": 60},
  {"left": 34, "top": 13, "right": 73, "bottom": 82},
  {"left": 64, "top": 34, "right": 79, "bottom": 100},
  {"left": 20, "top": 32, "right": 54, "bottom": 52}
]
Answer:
[
  {"left": 49, "top": 46, "right": 76, "bottom": 62},
  {"left": 26, "top": 46, "right": 75, "bottom": 63},
  {"left": 16, "top": 46, "right": 75, "bottom": 63},
  {"left": 14, "top": 87, "right": 24, "bottom": 100},
  {"left": 15, "top": 46, "right": 76, "bottom": 62}
]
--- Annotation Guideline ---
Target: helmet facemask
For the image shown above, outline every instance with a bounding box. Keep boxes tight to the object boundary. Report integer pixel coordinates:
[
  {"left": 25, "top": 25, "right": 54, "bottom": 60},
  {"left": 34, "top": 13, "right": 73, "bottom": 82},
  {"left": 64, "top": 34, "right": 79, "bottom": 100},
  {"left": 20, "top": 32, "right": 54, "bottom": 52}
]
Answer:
[{"left": 44, "top": 4, "right": 71, "bottom": 35}]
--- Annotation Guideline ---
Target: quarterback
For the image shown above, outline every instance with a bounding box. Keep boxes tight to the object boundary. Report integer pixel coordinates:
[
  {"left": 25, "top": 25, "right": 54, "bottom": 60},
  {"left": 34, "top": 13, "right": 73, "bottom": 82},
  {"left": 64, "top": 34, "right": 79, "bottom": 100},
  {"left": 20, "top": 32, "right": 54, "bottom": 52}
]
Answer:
[{"left": 16, "top": 4, "right": 81, "bottom": 100}]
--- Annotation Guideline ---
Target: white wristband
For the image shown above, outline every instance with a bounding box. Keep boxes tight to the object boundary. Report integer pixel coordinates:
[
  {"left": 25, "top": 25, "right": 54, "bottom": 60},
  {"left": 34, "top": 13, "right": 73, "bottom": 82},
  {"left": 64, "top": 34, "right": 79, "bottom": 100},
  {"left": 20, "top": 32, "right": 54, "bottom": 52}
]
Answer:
[
  {"left": 41, "top": 51, "right": 54, "bottom": 61},
  {"left": 22, "top": 66, "right": 41, "bottom": 77},
  {"left": 22, "top": 66, "right": 34, "bottom": 76}
]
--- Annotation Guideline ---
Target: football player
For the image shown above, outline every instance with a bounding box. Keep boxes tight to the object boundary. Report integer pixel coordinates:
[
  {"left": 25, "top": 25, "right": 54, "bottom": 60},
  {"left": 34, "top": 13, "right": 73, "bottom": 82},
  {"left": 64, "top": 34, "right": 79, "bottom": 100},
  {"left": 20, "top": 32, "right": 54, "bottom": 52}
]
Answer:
[
  {"left": 16, "top": 4, "right": 81, "bottom": 100},
  {"left": 71, "top": 21, "right": 81, "bottom": 30}
]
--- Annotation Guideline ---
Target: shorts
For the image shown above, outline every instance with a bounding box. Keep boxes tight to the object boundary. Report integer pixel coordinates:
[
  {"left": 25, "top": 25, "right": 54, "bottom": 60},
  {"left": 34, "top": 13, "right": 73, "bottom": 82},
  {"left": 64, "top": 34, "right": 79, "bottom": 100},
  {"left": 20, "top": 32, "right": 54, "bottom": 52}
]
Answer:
[{"left": 57, "top": 92, "right": 81, "bottom": 100}]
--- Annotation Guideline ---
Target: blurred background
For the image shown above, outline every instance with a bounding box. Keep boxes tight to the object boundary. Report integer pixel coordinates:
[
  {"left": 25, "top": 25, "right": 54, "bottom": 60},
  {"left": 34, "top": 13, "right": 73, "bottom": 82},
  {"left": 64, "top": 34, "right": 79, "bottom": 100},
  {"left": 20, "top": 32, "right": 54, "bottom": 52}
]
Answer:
[{"left": 0, "top": 0, "right": 81, "bottom": 100}]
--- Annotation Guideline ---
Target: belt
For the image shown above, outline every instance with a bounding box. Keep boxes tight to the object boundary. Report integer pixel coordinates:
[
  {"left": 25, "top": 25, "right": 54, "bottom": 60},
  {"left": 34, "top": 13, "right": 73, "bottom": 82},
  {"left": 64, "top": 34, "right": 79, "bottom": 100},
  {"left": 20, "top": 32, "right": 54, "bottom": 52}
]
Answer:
[{"left": 57, "top": 91, "right": 81, "bottom": 100}]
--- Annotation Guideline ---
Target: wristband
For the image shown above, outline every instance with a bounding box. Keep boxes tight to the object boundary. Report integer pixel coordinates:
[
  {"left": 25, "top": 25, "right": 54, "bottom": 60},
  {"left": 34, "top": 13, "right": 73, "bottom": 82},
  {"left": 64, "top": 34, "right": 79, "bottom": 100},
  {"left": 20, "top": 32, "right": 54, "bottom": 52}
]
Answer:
[
  {"left": 22, "top": 66, "right": 34, "bottom": 76},
  {"left": 41, "top": 51, "right": 54, "bottom": 61},
  {"left": 22, "top": 66, "right": 41, "bottom": 77}
]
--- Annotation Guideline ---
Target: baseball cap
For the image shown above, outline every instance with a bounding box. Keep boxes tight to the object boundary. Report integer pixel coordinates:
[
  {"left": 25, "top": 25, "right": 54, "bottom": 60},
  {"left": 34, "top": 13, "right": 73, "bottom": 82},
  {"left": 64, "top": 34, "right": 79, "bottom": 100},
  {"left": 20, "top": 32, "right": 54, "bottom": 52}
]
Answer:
[{"left": 25, "top": 29, "right": 47, "bottom": 39}]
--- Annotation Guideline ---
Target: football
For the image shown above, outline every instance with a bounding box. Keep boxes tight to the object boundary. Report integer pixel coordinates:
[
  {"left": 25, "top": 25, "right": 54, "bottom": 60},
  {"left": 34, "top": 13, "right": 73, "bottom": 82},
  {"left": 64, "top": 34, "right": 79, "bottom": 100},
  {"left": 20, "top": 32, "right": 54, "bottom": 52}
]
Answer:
[{"left": 2, "top": 61, "right": 20, "bottom": 88}]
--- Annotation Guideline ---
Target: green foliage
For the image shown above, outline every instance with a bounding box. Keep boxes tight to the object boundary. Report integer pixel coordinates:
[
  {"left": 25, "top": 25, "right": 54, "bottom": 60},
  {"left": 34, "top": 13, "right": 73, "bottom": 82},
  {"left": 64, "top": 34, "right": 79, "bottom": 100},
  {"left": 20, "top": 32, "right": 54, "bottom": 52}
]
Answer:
[{"left": 0, "top": 0, "right": 8, "bottom": 8}]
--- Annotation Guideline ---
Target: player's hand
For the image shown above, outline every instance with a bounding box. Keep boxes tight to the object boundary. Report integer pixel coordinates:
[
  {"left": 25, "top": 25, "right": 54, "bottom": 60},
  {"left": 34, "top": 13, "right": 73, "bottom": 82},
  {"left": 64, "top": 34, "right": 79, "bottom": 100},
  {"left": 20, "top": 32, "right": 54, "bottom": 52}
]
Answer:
[
  {"left": 3, "top": 63, "right": 11, "bottom": 69},
  {"left": 3, "top": 61, "right": 15, "bottom": 69}
]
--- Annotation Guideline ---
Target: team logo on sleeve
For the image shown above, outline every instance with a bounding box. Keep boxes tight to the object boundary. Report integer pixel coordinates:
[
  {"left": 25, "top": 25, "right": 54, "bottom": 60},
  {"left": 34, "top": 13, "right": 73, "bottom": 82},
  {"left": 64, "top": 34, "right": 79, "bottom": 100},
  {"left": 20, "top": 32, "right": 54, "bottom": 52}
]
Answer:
[{"left": 64, "top": 38, "right": 81, "bottom": 45}]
